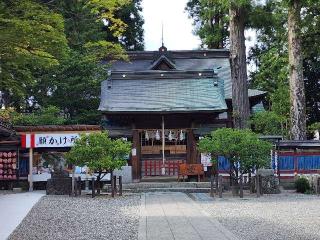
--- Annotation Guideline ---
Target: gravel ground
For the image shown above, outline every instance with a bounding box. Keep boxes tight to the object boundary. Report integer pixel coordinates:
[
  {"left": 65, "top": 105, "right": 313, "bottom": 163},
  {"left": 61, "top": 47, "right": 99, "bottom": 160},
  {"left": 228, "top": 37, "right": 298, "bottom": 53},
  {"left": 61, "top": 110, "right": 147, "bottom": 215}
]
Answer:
[
  {"left": 9, "top": 194, "right": 141, "bottom": 240},
  {"left": 201, "top": 193, "right": 320, "bottom": 240}
]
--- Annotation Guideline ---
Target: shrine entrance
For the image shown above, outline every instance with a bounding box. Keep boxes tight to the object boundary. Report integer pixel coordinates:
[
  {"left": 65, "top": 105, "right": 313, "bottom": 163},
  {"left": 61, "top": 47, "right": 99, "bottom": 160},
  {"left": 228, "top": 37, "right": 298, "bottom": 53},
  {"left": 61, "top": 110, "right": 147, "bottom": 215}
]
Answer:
[{"left": 140, "top": 128, "right": 187, "bottom": 177}]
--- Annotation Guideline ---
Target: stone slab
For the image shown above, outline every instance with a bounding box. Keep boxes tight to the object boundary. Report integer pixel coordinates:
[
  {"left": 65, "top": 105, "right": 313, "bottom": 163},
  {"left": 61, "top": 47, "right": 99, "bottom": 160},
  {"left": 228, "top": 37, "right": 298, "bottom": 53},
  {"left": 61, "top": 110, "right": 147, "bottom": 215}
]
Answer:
[
  {"left": 0, "top": 191, "right": 44, "bottom": 240},
  {"left": 138, "top": 192, "right": 239, "bottom": 240}
]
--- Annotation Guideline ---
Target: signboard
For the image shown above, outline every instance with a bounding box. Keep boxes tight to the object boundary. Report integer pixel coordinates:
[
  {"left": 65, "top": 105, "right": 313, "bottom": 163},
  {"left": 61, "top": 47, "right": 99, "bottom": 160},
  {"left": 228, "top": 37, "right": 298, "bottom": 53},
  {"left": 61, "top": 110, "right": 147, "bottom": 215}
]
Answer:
[
  {"left": 201, "top": 153, "right": 212, "bottom": 167},
  {"left": 132, "top": 148, "right": 137, "bottom": 156},
  {"left": 22, "top": 133, "right": 80, "bottom": 148},
  {"left": 35, "top": 133, "right": 79, "bottom": 148}
]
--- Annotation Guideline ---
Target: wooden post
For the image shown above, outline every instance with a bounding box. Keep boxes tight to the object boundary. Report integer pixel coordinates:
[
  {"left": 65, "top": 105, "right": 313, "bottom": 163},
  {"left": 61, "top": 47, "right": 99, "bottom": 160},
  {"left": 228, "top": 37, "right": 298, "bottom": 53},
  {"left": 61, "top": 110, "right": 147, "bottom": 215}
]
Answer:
[
  {"left": 71, "top": 165, "right": 75, "bottom": 196},
  {"left": 218, "top": 175, "right": 223, "bottom": 198},
  {"left": 210, "top": 175, "right": 214, "bottom": 197},
  {"left": 260, "top": 175, "right": 263, "bottom": 196},
  {"left": 28, "top": 148, "right": 33, "bottom": 191},
  {"left": 256, "top": 175, "right": 261, "bottom": 198},
  {"left": 111, "top": 176, "right": 115, "bottom": 198},
  {"left": 91, "top": 177, "right": 95, "bottom": 198},
  {"left": 85, "top": 178, "right": 89, "bottom": 192},
  {"left": 161, "top": 116, "right": 165, "bottom": 175},
  {"left": 215, "top": 174, "right": 219, "bottom": 194},
  {"left": 119, "top": 176, "right": 123, "bottom": 196},
  {"left": 74, "top": 178, "right": 78, "bottom": 197},
  {"left": 239, "top": 175, "right": 244, "bottom": 198},
  {"left": 113, "top": 175, "right": 117, "bottom": 195},
  {"left": 249, "top": 172, "right": 254, "bottom": 194},
  {"left": 187, "top": 130, "right": 197, "bottom": 164},
  {"left": 78, "top": 176, "right": 81, "bottom": 196},
  {"left": 132, "top": 130, "right": 141, "bottom": 181}
]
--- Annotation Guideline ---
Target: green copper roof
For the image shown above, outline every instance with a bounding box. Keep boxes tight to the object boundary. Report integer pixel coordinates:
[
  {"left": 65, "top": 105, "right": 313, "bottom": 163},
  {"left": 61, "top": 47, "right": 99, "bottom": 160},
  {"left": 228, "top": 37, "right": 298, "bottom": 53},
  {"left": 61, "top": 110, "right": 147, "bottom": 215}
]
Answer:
[
  {"left": 99, "top": 72, "right": 227, "bottom": 113},
  {"left": 99, "top": 49, "right": 266, "bottom": 113}
]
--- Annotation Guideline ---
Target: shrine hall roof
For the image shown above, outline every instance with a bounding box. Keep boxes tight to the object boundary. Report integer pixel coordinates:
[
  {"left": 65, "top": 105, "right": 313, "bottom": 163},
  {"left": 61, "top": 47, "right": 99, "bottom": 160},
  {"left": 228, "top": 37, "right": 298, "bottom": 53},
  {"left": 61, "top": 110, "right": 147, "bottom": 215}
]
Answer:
[
  {"left": 99, "top": 48, "right": 265, "bottom": 113},
  {"left": 105, "top": 49, "right": 264, "bottom": 100},
  {"left": 99, "top": 70, "right": 227, "bottom": 113}
]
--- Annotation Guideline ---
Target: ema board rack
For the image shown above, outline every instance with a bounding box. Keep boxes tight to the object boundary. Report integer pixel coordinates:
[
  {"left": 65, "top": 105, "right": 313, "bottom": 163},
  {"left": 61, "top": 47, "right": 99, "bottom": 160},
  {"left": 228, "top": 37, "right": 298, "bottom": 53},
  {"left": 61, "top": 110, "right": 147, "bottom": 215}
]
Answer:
[{"left": 0, "top": 151, "right": 17, "bottom": 180}]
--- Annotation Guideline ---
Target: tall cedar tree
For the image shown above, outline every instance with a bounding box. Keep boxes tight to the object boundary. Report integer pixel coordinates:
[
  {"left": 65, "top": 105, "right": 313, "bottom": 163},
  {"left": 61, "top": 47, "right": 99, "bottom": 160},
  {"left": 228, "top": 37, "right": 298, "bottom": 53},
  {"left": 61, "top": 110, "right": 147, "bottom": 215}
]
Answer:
[
  {"left": 287, "top": 0, "right": 306, "bottom": 139},
  {"left": 187, "top": 0, "right": 251, "bottom": 128},
  {"left": 229, "top": 1, "right": 250, "bottom": 129}
]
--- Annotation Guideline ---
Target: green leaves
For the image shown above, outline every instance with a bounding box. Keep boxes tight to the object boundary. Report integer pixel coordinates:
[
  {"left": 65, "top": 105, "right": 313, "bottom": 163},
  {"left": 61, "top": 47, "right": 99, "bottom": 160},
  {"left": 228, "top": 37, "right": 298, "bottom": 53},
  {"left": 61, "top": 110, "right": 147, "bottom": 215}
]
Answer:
[
  {"left": 186, "top": 0, "right": 229, "bottom": 48},
  {"left": 66, "top": 132, "right": 131, "bottom": 173},
  {"left": 0, "top": 106, "right": 65, "bottom": 126},
  {"left": 251, "top": 111, "right": 288, "bottom": 137},
  {"left": 0, "top": 0, "right": 68, "bottom": 108},
  {"left": 198, "top": 128, "right": 272, "bottom": 175}
]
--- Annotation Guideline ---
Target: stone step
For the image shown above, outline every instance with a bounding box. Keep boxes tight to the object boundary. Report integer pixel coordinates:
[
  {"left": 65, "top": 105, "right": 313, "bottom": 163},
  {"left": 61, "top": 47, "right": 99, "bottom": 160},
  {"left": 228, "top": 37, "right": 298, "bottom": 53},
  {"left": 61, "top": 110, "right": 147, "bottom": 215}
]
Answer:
[
  {"left": 123, "top": 181, "right": 211, "bottom": 189},
  {"left": 123, "top": 187, "right": 212, "bottom": 193},
  {"left": 140, "top": 176, "right": 178, "bottom": 182},
  {"left": 187, "top": 192, "right": 214, "bottom": 202},
  {"left": 122, "top": 181, "right": 213, "bottom": 193}
]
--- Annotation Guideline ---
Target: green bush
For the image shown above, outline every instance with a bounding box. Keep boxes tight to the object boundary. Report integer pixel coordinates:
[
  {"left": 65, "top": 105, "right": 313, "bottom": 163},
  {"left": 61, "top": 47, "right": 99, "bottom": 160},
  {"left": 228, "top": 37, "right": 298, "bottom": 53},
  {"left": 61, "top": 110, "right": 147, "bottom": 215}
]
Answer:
[{"left": 295, "top": 177, "right": 310, "bottom": 193}]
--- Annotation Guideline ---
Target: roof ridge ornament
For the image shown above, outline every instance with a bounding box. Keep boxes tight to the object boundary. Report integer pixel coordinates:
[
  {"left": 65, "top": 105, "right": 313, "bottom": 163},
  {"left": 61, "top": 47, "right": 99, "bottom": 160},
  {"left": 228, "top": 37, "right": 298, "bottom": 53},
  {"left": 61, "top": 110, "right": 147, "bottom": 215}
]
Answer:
[
  {"left": 158, "top": 22, "right": 167, "bottom": 52},
  {"left": 161, "top": 21, "right": 164, "bottom": 47}
]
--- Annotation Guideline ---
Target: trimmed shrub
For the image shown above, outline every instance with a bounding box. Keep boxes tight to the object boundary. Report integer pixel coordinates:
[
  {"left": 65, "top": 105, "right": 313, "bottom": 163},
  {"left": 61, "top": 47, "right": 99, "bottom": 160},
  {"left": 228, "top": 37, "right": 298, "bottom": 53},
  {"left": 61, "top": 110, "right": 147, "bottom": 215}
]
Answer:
[{"left": 295, "top": 177, "right": 310, "bottom": 193}]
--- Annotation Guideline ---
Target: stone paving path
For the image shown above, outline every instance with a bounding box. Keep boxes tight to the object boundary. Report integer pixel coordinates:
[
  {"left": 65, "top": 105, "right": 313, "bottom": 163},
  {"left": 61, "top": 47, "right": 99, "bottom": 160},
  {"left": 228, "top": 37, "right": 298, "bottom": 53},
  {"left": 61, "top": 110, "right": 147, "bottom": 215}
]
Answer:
[
  {"left": 0, "top": 191, "right": 44, "bottom": 240},
  {"left": 138, "top": 192, "right": 239, "bottom": 240}
]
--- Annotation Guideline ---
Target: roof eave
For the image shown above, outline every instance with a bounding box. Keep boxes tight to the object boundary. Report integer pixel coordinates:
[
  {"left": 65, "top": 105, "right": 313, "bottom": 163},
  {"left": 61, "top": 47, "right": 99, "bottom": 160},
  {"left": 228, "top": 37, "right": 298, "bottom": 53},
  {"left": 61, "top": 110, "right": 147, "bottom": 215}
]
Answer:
[{"left": 99, "top": 108, "right": 228, "bottom": 114}]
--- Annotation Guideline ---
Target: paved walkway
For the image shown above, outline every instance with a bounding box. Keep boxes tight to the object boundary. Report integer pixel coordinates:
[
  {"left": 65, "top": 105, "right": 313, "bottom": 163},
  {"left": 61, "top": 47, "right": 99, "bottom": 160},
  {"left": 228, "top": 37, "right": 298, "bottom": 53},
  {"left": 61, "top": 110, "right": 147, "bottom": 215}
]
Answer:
[
  {"left": 138, "top": 192, "right": 239, "bottom": 240},
  {"left": 0, "top": 191, "right": 44, "bottom": 240}
]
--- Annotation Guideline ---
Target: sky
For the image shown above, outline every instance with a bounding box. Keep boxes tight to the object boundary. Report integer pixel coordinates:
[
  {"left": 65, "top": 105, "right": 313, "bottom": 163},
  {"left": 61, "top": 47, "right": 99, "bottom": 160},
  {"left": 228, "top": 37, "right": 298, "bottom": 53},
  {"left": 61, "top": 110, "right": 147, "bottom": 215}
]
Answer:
[
  {"left": 141, "top": 0, "right": 257, "bottom": 54},
  {"left": 142, "top": 0, "right": 201, "bottom": 50}
]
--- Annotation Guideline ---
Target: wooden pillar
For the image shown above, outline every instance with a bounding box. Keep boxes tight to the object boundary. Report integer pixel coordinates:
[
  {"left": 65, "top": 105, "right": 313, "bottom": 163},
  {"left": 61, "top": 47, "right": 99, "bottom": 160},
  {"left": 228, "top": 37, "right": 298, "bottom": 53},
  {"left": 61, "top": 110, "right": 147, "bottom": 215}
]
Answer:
[
  {"left": 28, "top": 148, "right": 33, "bottom": 191},
  {"left": 294, "top": 148, "right": 298, "bottom": 175},
  {"left": 161, "top": 116, "right": 165, "bottom": 175},
  {"left": 187, "top": 130, "right": 197, "bottom": 164},
  {"left": 132, "top": 130, "right": 141, "bottom": 181}
]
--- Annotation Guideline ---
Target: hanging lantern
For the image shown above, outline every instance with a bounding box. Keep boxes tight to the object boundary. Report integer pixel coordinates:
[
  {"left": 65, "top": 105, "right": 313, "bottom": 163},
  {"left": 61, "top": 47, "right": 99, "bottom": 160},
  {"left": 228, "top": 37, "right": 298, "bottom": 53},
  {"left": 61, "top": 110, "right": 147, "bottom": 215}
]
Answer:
[
  {"left": 155, "top": 130, "right": 160, "bottom": 140},
  {"left": 145, "top": 130, "right": 149, "bottom": 141},
  {"left": 179, "top": 130, "right": 184, "bottom": 141},
  {"left": 168, "top": 131, "right": 173, "bottom": 141}
]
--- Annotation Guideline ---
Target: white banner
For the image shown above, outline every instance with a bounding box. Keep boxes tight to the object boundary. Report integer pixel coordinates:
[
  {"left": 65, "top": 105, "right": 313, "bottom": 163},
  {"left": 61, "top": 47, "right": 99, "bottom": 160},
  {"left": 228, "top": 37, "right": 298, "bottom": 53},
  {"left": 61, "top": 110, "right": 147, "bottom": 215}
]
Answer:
[
  {"left": 201, "top": 153, "right": 212, "bottom": 167},
  {"left": 34, "top": 133, "right": 80, "bottom": 148}
]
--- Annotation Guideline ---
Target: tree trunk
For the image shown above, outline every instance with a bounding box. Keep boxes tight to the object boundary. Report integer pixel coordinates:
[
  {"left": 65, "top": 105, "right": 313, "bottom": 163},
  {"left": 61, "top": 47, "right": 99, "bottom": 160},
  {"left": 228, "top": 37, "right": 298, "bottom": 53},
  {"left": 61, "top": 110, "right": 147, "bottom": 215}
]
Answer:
[
  {"left": 229, "top": 3, "right": 250, "bottom": 129},
  {"left": 288, "top": 0, "right": 307, "bottom": 140}
]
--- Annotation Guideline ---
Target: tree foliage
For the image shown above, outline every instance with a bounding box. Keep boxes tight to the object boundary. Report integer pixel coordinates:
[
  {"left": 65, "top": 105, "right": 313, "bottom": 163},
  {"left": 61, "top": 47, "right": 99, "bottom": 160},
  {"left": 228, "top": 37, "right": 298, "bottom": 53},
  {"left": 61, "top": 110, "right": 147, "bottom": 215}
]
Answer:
[
  {"left": 0, "top": 106, "right": 65, "bottom": 125},
  {"left": 251, "top": 111, "right": 288, "bottom": 137},
  {"left": 198, "top": 128, "right": 272, "bottom": 182},
  {"left": 32, "top": 51, "right": 107, "bottom": 124},
  {"left": 186, "top": 0, "right": 229, "bottom": 48},
  {"left": 249, "top": 0, "right": 320, "bottom": 135},
  {"left": 0, "top": 0, "right": 68, "bottom": 109},
  {"left": 105, "top": 0, "right": 144, "bottom": 50},
  {"left": 188, "top": 1, "right": 319, "bottom": 137},
  {"left": 66, "top": 132, "right": 131, "bottom": 187},
  {"left": 1, "top": 0, "right": 144, "bottom": 124}
]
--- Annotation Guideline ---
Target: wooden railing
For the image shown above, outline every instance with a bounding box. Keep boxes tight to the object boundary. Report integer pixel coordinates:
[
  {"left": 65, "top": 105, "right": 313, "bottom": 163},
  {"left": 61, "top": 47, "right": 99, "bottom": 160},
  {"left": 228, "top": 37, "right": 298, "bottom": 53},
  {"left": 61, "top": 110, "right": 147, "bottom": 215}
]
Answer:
[{"left": 142, "top": 159, "right": 185, "bottom": 176}]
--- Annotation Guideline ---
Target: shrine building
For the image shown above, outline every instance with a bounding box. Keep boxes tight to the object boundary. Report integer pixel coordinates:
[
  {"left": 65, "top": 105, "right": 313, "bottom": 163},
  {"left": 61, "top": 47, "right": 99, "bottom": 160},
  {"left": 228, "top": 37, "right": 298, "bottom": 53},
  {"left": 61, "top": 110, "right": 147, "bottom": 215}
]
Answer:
[{"left": 99, "top": 45, "right": 265, "bottom": 181}]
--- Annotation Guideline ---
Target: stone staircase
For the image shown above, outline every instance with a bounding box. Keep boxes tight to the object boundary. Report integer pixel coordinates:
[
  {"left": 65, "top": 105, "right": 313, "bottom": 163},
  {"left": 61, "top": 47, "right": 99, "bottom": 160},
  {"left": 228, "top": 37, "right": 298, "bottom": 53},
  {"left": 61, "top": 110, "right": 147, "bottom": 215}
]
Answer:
[{"left": 123, "top": 181, "right": 212, "bottom": 193}]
